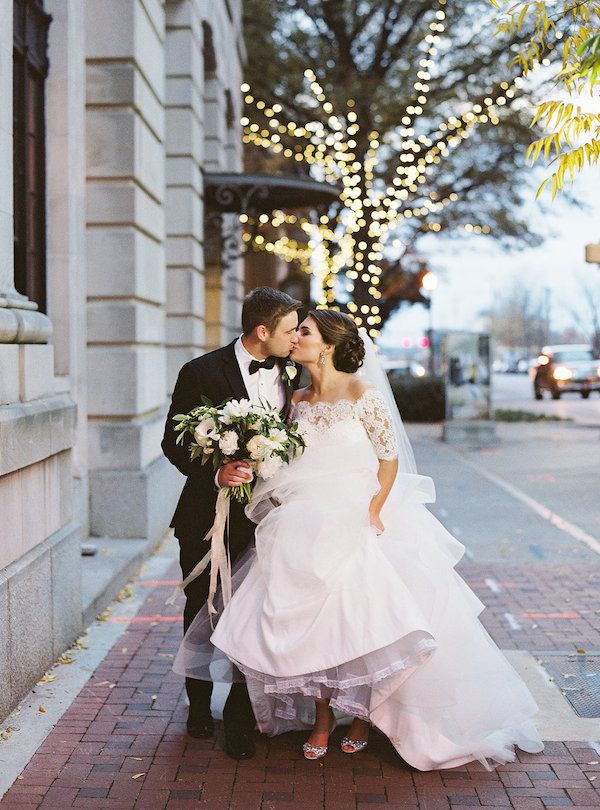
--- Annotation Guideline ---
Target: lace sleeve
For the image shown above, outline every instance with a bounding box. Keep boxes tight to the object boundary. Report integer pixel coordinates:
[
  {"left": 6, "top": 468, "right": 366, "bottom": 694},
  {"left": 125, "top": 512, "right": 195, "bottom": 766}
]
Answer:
[{"left": 359, "top": 389, "right": 399, "bottom": 460}]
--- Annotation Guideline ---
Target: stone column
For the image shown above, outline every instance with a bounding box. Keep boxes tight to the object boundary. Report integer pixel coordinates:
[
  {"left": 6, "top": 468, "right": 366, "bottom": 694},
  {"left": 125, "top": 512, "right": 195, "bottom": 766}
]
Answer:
[
  {"left": 1, "top": 0, "right": 79, "bottom": 722},
  {"left": 201, "top": 15, "right": 245, "bottom": 350},
  {"left": 164, "top": 0, "right": 207, "bottom": 390},
  {"left": 85, "top": 0, "right": 180, "bottom": 543},
  {"left": 45, "top": 0, "right": 88, "bottom": 532}
]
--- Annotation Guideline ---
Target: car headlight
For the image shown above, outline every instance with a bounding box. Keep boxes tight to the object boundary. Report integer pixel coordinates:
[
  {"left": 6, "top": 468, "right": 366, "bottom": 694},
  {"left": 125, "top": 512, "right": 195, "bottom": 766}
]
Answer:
[{"left": 553, "top": 366, "right": 573, "bottom": 381}]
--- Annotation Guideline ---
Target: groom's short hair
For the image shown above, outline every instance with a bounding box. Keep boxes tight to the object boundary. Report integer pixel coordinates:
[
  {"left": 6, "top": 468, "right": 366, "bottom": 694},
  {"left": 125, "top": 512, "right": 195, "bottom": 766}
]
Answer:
[{"left": 242, "top": 287, "right": 302, "bottom": 335}]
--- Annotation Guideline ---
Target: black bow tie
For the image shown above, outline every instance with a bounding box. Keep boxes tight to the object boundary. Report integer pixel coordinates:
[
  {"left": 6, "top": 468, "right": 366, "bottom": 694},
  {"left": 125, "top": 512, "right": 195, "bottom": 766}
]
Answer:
[{"left": 249, "top": 356, "right": 277, "bottom": 375}]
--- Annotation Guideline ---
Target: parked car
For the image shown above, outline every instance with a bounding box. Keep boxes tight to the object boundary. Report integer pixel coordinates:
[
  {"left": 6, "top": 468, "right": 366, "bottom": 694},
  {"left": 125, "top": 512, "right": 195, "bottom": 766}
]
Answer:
[
  {"left": 385, "top": 361, "right": 427, "bottom": 378},
  {"left": 533, "top": 344, "right": 600, "bottom": 400}
]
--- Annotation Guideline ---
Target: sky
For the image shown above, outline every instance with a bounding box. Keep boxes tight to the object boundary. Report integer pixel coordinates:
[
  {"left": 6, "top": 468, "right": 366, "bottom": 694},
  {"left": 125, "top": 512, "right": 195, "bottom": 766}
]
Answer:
[{"left": 380, "top": 166, "right": 600, "bottom": 350}]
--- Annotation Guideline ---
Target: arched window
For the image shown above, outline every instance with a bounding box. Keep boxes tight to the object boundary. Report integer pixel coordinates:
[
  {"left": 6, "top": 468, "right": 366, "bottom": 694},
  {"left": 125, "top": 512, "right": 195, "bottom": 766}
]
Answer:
[{"left": 13, "top": 0, "right": 51, "bottom": 312}]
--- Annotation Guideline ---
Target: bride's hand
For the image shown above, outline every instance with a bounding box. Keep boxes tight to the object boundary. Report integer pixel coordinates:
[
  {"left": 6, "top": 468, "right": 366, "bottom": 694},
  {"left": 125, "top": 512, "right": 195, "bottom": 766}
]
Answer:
[{"left": 369, "top": 509, "right": 385, "bottom": 535}]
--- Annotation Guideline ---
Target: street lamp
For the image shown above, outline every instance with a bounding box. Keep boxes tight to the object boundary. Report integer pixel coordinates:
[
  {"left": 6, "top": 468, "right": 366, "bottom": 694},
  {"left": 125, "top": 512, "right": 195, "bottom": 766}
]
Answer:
[
  {"left": 421, "top": 270, "right": 438, "bottom": 293},
  {"left": 421, "top": 271, "right": 438, "bottom": 374}
]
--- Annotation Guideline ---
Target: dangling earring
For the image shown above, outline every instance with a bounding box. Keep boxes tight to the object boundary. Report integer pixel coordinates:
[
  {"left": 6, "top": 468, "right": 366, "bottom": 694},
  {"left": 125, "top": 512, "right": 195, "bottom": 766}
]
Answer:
[{"left": 319, "top": 351, "right": 326, "bottom": 368}]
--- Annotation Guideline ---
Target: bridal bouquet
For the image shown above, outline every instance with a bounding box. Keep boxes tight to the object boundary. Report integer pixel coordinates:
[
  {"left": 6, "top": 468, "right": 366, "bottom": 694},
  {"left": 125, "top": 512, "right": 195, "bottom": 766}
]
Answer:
[
  {"left": 169, "top": 398, "right": 306, "bottom": 616},
  {"left": 173, "top": 397, "right": 306, "bottom": 504}
]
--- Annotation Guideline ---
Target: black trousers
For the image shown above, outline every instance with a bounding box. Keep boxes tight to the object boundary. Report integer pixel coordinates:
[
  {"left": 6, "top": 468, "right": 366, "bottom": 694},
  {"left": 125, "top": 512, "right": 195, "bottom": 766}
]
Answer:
[{"left": 180, "top": 539, "right": 255, "bottom": 731}]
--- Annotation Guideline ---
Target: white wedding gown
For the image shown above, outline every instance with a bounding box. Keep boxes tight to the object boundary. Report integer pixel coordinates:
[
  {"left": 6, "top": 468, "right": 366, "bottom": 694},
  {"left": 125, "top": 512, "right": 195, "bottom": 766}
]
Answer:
[{"left": 173, "top": 388, "right": 544, "bottom": 770}]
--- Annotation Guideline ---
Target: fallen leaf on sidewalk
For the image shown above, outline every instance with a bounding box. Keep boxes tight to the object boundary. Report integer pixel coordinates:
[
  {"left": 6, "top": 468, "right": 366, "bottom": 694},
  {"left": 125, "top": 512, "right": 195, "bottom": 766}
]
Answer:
[
  {"left": 576, "top": 648, "right": 586, "bottom": 654},
  {"left": 121, "top": 647, "right": 128, "bottom": 653},
  {"left": 132, "top": 773, "right": 146, "bottom": 780},
  {"left": 587, "top": 761, "right": 598, "bottom": 765},
  {"left": 131, "top": 757, "right": 144, "bottom": 761},
  {"left": 71, "top": 639, "right": 88, "bottom": 650},
  {"left": 57, "top": 656, "right": 75, "bottom": 665},
  {"left": 589, "top": 775, "right": 597, "bottom": 782},
  {"left": 37, "top": 674, "right": 57, "bottom": 684},
  {"left": 38, "top": 706, "right": 46, "bottom": 713}
]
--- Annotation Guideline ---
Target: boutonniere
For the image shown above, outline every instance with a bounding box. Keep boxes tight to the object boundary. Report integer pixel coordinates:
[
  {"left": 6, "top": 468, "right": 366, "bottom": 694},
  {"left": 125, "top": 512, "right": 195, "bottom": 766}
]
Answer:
[{"left": 281, "top": 361, "right": 298, "bottom": 385}]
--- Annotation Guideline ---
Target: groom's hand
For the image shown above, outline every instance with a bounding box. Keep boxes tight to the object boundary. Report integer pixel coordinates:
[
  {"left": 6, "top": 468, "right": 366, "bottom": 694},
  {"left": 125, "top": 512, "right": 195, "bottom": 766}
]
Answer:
[{"left": 218, "top": 460, "right": 254, "bottom": 488}]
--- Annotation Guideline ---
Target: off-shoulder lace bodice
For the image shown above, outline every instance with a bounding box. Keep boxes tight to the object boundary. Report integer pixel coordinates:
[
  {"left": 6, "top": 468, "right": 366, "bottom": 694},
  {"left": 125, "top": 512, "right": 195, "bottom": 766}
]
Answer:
[{"left": 291, "top": 388, "right": 399, "bottom": 460}]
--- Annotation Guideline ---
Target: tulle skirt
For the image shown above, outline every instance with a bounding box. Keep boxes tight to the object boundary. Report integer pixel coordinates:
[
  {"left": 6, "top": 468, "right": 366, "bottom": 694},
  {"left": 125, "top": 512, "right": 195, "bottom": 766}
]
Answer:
[{"left": 173, "top": 437, "right": 544, "bottom": 770}]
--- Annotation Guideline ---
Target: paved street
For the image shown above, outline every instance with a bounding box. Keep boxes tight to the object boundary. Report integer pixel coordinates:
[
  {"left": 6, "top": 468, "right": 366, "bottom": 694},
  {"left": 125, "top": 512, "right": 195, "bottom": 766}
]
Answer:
[
  {"left": 493, "top": 373, "right": 600, "bottom": 427},
  {"left": 2, "top": 421, "right": 600, "bottom": 809}
]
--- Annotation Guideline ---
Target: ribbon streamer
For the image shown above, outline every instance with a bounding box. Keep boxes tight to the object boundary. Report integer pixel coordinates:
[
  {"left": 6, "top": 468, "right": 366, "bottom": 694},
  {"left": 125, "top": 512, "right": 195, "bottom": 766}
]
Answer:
[{"left": 165, "top": 489, "right": 232, "bottom": 623}]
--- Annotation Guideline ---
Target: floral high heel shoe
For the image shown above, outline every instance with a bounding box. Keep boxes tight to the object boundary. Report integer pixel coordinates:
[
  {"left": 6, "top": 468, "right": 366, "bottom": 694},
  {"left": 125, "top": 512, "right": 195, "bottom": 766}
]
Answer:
[{"left": 302, "top": 715, "right": 336, "bottom": 760}]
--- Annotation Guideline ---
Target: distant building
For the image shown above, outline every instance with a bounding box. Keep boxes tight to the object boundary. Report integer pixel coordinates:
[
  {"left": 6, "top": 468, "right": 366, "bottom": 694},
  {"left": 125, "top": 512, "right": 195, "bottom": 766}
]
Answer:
[
  {"left": 0, "top": 0, "right": 246, "bottom": 720},
  {"left": 586, "top": 243, "right": 600, "bottom": 266}
]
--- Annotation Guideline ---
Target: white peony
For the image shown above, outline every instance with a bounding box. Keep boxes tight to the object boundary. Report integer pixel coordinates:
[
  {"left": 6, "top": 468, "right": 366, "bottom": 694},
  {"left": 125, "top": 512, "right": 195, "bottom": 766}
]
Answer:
[
  {"left": 256, "top": 454, "right": 284, "bottom": 480},
  {"left": 218, "top": 430, "right": 239, "bottom": 456},
  {"left": 220, "top": 399, "right": 253, "bottom": 424}
]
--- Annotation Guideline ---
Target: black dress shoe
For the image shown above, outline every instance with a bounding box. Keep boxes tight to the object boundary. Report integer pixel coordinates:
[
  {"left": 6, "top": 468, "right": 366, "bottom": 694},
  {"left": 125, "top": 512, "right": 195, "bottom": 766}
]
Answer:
[
  {"left": 224, "top": 726, "right": 255, "bottom": 760},
  {"left": 186, "top": 715, "right": 214, "bottom": 738}
]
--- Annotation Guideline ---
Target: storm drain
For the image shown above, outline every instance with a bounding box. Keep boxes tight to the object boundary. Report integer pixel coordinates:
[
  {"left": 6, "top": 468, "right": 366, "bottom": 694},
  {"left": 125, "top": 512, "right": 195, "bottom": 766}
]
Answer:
[{"left": 538, "top": 652, "right": 600, "bottom": 718}]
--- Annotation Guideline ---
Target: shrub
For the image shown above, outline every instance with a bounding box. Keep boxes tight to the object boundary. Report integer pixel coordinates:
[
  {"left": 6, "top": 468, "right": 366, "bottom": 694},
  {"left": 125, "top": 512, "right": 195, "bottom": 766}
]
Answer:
[
  {"left": 494, "top": 408, "right": 567, "bottom": 423},
  {"left": 388, "top": 373, "right": 446, "bottom": 423}
]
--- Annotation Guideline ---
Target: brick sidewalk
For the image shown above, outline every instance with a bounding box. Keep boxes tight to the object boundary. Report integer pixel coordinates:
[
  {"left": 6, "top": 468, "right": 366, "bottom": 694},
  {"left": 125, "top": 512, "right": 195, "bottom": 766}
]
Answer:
[{"left": 2, "top": 555, "right": 600, "bottom": 810}]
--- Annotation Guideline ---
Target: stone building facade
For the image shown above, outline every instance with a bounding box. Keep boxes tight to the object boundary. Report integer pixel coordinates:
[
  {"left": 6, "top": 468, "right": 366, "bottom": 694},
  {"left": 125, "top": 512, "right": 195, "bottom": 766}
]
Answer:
[{"left": 0, "top": 0, "right": 246, "bottom": 720}]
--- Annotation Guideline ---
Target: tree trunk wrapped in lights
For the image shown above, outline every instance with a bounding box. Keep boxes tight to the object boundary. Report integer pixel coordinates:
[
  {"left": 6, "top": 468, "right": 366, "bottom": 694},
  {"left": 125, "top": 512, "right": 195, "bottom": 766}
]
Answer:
[{"left": 242, "top": 0, "right": 552, "bottom": 333}]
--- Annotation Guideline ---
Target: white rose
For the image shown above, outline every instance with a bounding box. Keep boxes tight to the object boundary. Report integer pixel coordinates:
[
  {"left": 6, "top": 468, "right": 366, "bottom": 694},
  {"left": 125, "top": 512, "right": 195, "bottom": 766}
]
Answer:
[
  {"left": 218, "top": 430, "right": 239, "bottom": 456},
  {"left": 246, "top": 434, "right": 270, "bottom": 461},
  {"left": 256, "top": 454, "right": 284, "bottom": 480},
  {"left": 285, "top": 363, "right": 298, "bottom": 380}
]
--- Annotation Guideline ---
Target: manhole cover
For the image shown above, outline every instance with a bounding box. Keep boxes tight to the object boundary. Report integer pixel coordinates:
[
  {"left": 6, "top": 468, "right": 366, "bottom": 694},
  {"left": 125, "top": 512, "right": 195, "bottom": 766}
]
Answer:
[{"left": 538, "top": 653, "right": 600, "bottom": 718}]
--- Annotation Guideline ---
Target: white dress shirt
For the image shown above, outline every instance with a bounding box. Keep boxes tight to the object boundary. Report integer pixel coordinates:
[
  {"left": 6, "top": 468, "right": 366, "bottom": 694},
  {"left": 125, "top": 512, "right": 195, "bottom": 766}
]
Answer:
[{"left": 235, "top": 336, "right": 286, "bottom": 412}]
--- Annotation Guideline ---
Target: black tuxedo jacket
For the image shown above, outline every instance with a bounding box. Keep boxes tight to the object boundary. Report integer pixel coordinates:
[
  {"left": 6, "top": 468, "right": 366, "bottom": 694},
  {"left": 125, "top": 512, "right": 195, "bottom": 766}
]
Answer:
[{"left": 162, "top": 340, "right": 297, "bottom": 568}]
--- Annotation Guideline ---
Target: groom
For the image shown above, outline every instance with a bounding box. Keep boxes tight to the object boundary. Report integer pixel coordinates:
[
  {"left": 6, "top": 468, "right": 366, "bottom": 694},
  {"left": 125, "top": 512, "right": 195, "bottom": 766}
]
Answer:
[{"left": 162, "top": 286, "right": 302, "bottom": 759}]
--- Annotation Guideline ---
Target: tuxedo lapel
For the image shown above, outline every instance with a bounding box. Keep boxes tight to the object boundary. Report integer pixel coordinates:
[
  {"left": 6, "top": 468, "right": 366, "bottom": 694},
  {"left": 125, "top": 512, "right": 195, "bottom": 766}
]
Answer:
[{"left": 221, "top": 339, "right": 250, "bottom": 401}]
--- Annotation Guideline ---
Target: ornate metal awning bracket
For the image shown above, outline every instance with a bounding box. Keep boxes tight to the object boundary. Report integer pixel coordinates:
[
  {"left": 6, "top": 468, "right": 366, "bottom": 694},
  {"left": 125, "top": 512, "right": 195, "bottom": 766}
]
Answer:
[
  {"left": 204, "top": 181, "right": 271, "bottom": 277},
  {"left": 203, "top": 171, "right": 339, "bottom": 279}
]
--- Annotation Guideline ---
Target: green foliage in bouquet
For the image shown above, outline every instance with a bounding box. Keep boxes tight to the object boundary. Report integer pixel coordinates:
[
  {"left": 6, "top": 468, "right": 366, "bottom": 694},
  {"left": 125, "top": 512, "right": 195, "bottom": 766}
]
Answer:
[{"left": 173, "top": 397, "right": 306, "bottom": 503}]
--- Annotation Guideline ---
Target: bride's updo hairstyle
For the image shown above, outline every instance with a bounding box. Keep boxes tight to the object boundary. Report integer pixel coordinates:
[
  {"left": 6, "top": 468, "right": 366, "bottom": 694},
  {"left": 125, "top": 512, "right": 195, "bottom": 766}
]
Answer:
[{"left": 309, "top": 310, "right": 366, "bottom": 373}]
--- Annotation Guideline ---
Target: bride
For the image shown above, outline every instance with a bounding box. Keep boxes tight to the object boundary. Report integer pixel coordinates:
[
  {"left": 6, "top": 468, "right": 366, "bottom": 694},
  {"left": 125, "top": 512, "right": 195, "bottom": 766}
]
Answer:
[{"left": 174, "top": 309, "right": 544, "bottom": 770}]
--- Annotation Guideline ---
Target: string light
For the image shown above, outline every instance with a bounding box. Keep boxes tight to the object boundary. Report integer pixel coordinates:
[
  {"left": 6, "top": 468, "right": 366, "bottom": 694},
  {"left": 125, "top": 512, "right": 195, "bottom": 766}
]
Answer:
[{"left": 241, "top": 1, "right": 524, "bottom": 321}]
